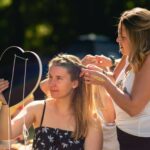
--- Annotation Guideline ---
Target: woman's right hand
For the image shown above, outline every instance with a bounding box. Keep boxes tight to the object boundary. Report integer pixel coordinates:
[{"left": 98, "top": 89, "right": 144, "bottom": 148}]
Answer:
[
  {"left": 95, "top": 55, "right": 113, "bottom": 67},
  {"left": 82, "top": 54, "right": 97, "bottom": 66},
  {"left": 82, "top": 54, "right": 113, "bottom": 69}
]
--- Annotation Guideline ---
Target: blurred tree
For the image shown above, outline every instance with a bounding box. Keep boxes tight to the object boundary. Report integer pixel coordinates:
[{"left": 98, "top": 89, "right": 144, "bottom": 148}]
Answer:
[{"left": 0, "top": 0, "right": 150, "bottom": 56}]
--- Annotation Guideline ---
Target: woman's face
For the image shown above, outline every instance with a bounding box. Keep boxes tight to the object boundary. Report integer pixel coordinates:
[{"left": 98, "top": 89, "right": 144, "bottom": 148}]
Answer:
[
  {"left": 48, "top": 65, "right": 78, "bottom": 100},
  {"left": 116, "top": 24, "right": 132, "bottom": 56}
]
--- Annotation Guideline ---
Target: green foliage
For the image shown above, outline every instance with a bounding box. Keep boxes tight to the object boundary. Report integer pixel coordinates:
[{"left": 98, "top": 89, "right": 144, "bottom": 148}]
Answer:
[{"left": 0, "top": 0, "right": 12, "bottom": 9}]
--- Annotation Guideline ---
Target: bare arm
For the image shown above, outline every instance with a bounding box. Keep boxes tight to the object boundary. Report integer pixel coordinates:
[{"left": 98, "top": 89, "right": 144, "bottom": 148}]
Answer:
[
  {"left": 0, "top": 79, "right": 10, "bottom": 140},
  {"left": 84, "top": 118, "right": 103, "bottom": 150},
  {"left": 105, "top": 55, "right": 150, "bottom": 116},
  {"left": 0, "top": 79, "right": 36, "bottom": 139},
  {"left": 99, "top": 92, "right": 116, "bottom": 123},
  {"left": 0, "top": 101, "right": 35, "bottom": 140},
  {"left": 0, "top": 105, "right": 10, "bottom": 140},
  {"left": 11, "top": 102, "right": 35, "bottom": 138}
]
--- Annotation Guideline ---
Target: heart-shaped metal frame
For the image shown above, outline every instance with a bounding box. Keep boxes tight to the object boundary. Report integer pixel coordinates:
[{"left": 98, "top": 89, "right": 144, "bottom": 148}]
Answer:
[{"left": 0, "top": 46, "right": 42, "bottom": 107}]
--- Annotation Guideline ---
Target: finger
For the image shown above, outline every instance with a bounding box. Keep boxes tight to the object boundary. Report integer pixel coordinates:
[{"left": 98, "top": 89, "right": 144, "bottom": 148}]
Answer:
[
  {"left": 87, "top": 64, "right": 103, "bottom": 72},
  {"left": 0, "top": 81, "right": 9, "bottom": 93},
  {"left": 93, "top": 75, "right": 105, "bottom": 82},
  {"left": 0, "top": 78, "right": 4, "bottom": 83},
  {"left": 80, "top": 71, "right": 84, "bottom": 77},
  {"left": 0, "top": 80, "right": 9, "bottom": 86},
  {"left": 80, "top": 68, "right": 89, "bottom": 77},
  {"left": 83, "top": 78, "right": 92, "bottom": 84},
  {"left": 84, "top": 76, "right": 91, "bottom": 81},
  {"left": 0, "top": 83, "right": 9, "bottom": 91},
  {"left": 95, "top": 55, "right": 103, "bottom": 61}
]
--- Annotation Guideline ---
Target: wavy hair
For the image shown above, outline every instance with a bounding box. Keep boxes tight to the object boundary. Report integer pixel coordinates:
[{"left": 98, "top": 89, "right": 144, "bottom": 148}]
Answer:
[
  {"left": 48, "top": 54, "right": 97, "bottom": 139},
  {"left": 119, "top": 7, "right": 150, "bottom": 71}
]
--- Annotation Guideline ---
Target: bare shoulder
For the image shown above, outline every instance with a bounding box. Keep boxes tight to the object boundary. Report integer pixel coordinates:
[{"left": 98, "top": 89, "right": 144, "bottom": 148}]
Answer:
[
  {"left": 84, "top": 114, "right": 103, "bottom": 150},
  {"left": 27, "top": 98, "right": 55, "bottom": 113},
  {"left": 139, "top": 54, "right": 150, "bottom": 73},
  {"left": 25, "top": 100, "right": 45, "bottom": 109}
]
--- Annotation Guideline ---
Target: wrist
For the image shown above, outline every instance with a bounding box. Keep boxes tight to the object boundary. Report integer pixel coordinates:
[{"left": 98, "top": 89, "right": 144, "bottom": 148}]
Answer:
[
  {"left": 110, "top": 56, "right": 115, "bottom": 67},
  {"left": 0, "top": 101, "right": 7, "bottom": 105},
  {"left": 102, "top": 70, "right": 108, "bottom": 76}
]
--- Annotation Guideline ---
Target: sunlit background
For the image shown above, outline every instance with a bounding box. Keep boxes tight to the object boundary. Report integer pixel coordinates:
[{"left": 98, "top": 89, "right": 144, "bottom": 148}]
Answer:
[{"left": 0, "top": 0, "right": 150, "bottom": 56}]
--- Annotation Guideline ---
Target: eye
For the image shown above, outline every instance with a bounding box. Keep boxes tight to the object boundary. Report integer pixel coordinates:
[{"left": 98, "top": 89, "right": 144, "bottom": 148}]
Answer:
[
  {"left": 49, "top": 75, "right": 52, "bottom": 79},
  {"left": 121, "top": 36, "right": 127, "bottom": 40},
  {"left": 57, "top": 76, "right": 63, "bottom": 80}
]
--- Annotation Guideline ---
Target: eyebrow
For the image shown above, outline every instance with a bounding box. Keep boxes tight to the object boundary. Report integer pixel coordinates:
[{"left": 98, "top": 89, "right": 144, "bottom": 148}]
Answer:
[{"left": 48, "top": 74, "right": 64, "bottom": 79}]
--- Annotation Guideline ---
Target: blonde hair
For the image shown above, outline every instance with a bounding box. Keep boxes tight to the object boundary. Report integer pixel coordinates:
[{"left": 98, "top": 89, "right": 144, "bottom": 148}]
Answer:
[
  {"left": 48, "top": 54, "right": 97, "bottom": 139},
  {"left": 119, "top": 7, "right": 150, "bottom": 71}
]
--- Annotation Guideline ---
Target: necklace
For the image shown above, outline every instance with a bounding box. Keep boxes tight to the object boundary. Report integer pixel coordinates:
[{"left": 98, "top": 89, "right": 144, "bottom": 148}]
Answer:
[{"left": 116, "top": 64, "right": 131, "bottom": 95}]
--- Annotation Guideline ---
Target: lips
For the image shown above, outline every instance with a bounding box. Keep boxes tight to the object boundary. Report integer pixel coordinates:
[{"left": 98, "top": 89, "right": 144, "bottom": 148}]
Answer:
[{"left": 50, "top": 89, "right": 59, "bottom": 93}]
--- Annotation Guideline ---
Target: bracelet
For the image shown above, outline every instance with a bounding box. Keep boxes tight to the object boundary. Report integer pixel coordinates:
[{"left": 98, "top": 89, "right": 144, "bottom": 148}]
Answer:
[
  {"left": 110, "top": 56, "right": 115, "bottom": 67},
  {"left": 105, "top": 122, "right": 115, "bottom": 126},
  {"left": 0, "top": 139, "right": 16, "bottom": 147},
  {"left": 0, "top": 100, "right": 7, "bottom": 105}
]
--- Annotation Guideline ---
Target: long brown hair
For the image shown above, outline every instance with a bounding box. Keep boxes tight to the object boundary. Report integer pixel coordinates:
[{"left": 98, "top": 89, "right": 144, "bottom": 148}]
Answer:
[
  {"left": 119, "top": 7, "right": 150, "bottom": 71},
  {"left": 48, "top": 54, "right": 97, "bottom": 139}
]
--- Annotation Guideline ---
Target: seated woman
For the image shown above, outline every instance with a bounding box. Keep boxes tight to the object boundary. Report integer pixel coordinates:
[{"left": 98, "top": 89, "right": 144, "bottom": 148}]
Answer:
[{"left": 0, "top": 54, "right": 102, "bottom": 150}]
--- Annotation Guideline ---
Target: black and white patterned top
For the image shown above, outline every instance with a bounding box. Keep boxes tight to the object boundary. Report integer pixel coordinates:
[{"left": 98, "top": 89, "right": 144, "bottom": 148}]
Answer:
[
  {"left": 32, "top": 101, "right": 85, "bottom": 150},
  {"left": 32, "top": 127, "right": 85, "bottom": 150}
]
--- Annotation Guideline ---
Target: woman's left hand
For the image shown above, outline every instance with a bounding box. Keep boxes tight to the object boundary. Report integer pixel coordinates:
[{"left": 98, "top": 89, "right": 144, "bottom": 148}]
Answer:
[
  {"left": 81, "top": 67, "right": 107, "bottom": 86},
  {"left": 0, "top": 79, "right": 9, "bottom": 105}
]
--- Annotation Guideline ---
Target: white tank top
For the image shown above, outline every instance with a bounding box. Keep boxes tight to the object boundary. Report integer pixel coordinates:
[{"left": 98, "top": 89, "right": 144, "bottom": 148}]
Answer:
[{"left": 114, "top": 58, "right": 150, "bottom": 137}]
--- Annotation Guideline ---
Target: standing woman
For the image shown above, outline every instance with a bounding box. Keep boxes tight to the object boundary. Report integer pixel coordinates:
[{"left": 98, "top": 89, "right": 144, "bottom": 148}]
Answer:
[
  {"left": 0, "top": 54, "right": 102, "bottom": 150},
  {"left": 82, "top": 7, "right": 150, "bottom": 150}
]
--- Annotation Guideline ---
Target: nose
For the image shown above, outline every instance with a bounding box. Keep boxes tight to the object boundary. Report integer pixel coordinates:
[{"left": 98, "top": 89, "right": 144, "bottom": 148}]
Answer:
[{"left": 116, "top": 35, "right": 122, "bottom": 43}]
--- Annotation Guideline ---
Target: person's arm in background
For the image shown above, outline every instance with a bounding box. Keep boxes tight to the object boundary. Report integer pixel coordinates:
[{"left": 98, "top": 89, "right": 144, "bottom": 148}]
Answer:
[
  {"left": 0, "top": 79, "right": 10, "bottom": 140},
  {"left": 40, "top": 78, "right": 50, "bottom": 97},
  {"left": 84, "top": 116, "right": 103, "bottom": 150}
]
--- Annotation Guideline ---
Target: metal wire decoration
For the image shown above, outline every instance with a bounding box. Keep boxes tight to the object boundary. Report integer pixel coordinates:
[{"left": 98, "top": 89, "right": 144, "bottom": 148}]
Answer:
[{"left": 0, "top": 46, "right": 42, "bottom": 149}]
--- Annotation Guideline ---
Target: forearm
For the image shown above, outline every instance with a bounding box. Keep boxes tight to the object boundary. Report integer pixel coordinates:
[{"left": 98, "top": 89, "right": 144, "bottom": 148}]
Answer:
[
  {"left": 104, "top": 71, "right": 115, "bottom": 83},
  {"left": 0, "top": 105, "right": 11, "bottom": 140},
  {"left": 104, "top": 79, "right": 136, "bottom": 116},
  {"left": 96, "top": 89, "right": 115, "bottom": 123},
  {"left": 100, "top": 100, "right": 116, "bottom": 123}
]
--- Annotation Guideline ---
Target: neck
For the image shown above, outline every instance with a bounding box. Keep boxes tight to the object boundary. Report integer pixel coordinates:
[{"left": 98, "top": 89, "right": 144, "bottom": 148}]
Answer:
[{"left": 54, "top": 96, "right": 73, "bottom": 115}]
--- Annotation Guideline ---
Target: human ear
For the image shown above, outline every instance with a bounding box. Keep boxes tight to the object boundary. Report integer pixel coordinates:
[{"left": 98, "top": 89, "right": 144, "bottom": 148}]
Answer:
[{"left": 72, "top": 80, "right": 79, "bottom": 89}]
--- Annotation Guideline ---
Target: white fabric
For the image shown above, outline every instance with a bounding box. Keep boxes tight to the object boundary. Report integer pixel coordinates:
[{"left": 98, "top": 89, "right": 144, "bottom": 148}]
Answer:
[
  {"left": 98, "top": 112, "right": 120, "bottom": 150},
  {"left": 114, "top": 58, "right": 150, "bottom": 137},
  {"left": 102, "top": 123, "right": 120, "bottom": 150}
]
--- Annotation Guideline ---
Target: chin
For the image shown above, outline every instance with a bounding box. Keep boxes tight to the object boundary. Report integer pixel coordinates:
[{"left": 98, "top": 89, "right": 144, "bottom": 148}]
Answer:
[
  {"left": 50, "top": 93, "right": 58, "bottom": 98},
  {"left": 120, "top": 49, "right": 127, "bottom": 56}
]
